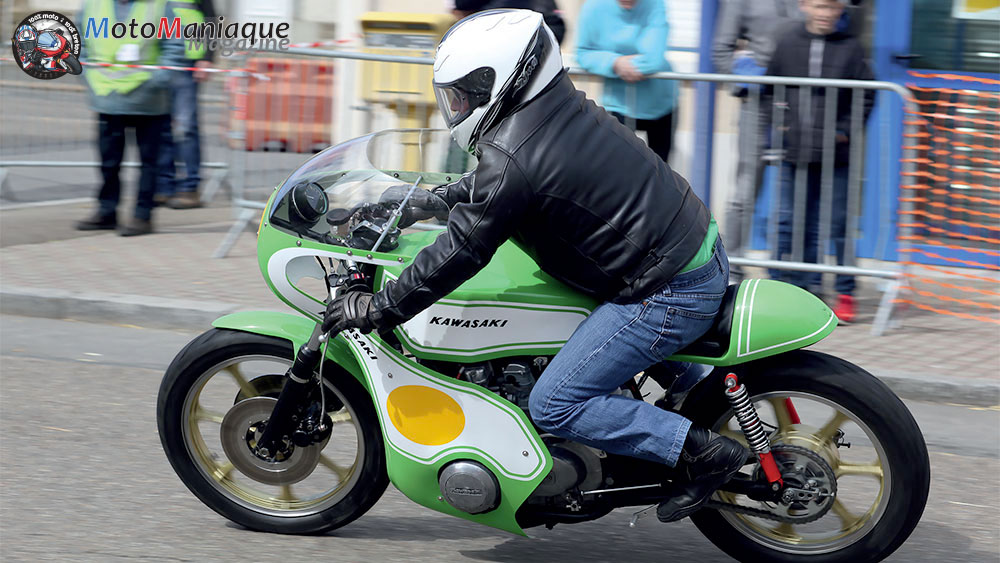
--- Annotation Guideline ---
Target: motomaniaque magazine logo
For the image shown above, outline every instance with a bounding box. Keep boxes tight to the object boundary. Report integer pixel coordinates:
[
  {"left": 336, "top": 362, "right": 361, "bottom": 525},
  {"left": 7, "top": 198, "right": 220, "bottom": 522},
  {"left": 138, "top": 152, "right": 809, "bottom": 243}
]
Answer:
[
  {"left": 84, "top": 15, "right": 291, "bottom": 57},
  {"left": 11, "top": 11, "right": 82, "bottom": 79}
]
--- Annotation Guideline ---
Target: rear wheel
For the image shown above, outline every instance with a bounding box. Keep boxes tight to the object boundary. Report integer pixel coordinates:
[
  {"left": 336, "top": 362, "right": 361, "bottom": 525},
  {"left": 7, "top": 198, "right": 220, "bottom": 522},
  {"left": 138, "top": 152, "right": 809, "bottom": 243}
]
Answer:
[
  {"left": 61, "top": 53, "right": 81, "bottom": 74},
  {"left": 157, "top": 328, "right": 388, "bottom": 534},
  {"left": 680, "top": 351, "right": 930, "bottom": 563}
]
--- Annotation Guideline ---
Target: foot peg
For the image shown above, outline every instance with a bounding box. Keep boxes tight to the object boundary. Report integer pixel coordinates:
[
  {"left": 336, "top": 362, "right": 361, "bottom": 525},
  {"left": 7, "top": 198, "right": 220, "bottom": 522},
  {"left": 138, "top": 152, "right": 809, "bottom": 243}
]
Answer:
[{"left": 628, "top": 504, "right": 657, "bottom": 528}]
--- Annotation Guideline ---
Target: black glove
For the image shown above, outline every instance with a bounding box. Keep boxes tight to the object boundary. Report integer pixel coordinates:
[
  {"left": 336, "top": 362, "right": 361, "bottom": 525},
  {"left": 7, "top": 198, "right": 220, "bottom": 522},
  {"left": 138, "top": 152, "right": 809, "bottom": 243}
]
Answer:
[
  {"left": 322, "top": 289, "right": 376, "bottom": 334},
  {"left": 378, "top": 184, "right": 450, "bottom": 228}
]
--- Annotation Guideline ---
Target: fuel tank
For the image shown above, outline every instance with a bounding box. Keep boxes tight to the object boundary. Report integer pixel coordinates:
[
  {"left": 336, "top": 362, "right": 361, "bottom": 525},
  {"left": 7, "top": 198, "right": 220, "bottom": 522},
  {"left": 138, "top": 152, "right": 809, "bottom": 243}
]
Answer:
[{"left": 377, "top": 230, "right": 598, "bottom": 362}]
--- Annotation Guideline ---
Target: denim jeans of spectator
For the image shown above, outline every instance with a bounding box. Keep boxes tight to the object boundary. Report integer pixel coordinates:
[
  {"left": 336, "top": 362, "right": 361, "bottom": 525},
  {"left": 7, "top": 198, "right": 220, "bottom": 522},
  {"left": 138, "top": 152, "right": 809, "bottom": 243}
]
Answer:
[
  {"left": 774, "top": 161, "right": 854, "bottom": 295},
  {"left": 529, "top": 239, "right": 729, "bottom": 467},
  {"left": 98, "top": 113, "right": 169, "bottom": 221},
  {"left": 158, "top": 70, "right": 201, "bottom": 196}
]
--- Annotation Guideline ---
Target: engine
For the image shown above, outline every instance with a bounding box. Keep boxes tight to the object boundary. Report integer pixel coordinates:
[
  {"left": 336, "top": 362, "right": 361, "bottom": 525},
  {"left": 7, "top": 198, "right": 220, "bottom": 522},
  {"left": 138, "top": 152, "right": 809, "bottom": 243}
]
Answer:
[
  {"left": 439, "top": 357, "right": 605, "bottom": 510},
  {"left": 532, "top": 439, "right": 604, "bottom": 498},
  {"left": 457, "top": 357, "right": 546, "bottom": 410}
]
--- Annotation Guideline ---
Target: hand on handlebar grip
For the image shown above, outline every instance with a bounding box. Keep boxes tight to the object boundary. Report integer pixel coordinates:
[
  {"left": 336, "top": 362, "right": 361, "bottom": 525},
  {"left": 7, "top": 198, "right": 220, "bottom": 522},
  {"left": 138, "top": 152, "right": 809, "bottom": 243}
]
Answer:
[
  {"left": 322, "top": 288, "right": 376, "bottom": 335},
  {"left": 379, "top": 184, "right": 451, "bottom": 228}
]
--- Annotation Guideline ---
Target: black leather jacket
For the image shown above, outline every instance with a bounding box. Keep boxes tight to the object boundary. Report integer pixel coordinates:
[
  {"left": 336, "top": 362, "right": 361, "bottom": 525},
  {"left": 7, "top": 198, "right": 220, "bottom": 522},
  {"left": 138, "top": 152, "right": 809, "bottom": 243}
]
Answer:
[{"left": 371, "top": 72, "right": 710, "bottom": 328}]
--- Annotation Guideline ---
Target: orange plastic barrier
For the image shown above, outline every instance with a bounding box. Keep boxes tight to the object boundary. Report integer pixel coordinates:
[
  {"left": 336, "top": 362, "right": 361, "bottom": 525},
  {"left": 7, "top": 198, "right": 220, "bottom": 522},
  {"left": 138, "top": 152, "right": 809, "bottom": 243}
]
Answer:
[
  {"left": 898, "top": 75, "right": 1000, "bottom": 325},
  {"left": 232, "top": 58, "right": 335, "bottom": 153}
]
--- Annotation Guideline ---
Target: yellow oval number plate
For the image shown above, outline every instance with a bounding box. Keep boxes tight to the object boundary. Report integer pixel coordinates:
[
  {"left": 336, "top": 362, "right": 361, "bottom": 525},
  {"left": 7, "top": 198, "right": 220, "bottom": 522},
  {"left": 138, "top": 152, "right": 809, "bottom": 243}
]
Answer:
[{"left": 386, "top": 385, "right": 466, "bottom": 446}]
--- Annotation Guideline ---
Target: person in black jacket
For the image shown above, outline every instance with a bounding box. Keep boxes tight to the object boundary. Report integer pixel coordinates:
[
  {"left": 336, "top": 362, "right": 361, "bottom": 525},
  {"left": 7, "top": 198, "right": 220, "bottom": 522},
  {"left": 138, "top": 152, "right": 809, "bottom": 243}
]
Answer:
[
  {"left": 323, "top": 10, "right": 746, "bottom": 523},
  {"left": 765, "top": 0, "right": 873, "bottom": 322}
]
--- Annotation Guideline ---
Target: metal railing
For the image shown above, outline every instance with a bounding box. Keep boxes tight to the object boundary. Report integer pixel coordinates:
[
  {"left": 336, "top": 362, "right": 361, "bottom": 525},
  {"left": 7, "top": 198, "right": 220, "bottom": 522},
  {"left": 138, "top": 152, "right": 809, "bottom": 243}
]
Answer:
[{"left": 0, "top": 60, "right": 231, "bottom": 205}]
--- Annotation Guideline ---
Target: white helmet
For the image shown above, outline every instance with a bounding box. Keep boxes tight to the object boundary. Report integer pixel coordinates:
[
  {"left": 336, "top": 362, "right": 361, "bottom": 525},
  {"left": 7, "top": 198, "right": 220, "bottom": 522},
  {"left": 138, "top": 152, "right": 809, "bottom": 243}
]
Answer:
[{"left": 433, "top": 10, "right": 563, "bottom": 155}]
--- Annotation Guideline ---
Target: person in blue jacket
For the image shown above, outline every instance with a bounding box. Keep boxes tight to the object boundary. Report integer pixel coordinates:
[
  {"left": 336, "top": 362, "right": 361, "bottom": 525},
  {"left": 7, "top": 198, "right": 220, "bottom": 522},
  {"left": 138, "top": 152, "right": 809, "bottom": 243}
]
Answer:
[{"left": 576, "top": 0, "right": 677, "bottom": 164}]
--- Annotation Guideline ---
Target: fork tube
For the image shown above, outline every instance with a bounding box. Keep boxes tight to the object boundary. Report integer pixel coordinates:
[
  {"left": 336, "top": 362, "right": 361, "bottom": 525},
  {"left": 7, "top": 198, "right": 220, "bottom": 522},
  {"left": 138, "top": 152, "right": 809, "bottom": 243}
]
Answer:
[{"left": 255, "top": 324, "right": 325, "bottom": 457}]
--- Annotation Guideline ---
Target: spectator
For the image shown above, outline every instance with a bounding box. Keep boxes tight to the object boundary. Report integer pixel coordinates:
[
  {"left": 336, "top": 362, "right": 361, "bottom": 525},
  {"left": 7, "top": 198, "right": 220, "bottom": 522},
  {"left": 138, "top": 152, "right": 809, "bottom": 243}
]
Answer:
[
  {"left": 452, "top": 0, "right": 566, "bottom": 45},
  {"left": 157, "top": 0, "right": 216, "bottom": 210},
  {"left": 576, "top": 0, "right": 677, "bottom": 165},
  {"left": 765, "top": 0, "right": 874, "bottom": 322},
  {"left": 713, "top": 0, "right": 803, "bottom": 282},
  {"left": 76, "top": 0, "right": 185, "bottom": 236}
]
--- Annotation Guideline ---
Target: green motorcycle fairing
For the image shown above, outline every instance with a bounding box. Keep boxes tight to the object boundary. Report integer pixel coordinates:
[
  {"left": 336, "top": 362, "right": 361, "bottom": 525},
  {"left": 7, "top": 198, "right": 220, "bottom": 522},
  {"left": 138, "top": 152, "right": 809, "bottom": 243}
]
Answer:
[{"left": 211, "top": 311, "right": 367, "bottom": 389}]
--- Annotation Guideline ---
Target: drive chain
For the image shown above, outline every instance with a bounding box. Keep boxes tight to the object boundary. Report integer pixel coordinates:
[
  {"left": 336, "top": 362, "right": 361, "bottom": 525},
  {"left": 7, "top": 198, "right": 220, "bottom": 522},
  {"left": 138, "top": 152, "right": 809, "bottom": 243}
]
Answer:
[{"left": 706, "top": 445, "right": 838, "bottom": 525}]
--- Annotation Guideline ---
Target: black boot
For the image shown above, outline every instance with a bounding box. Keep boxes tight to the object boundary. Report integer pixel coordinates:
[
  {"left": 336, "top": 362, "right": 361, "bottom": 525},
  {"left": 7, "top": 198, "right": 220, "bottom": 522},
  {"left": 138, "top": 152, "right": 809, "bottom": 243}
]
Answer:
[
  {"left": 76, "top": 212, "right": 117, "bottom": 231},
  {"left": 657, "top": 426, "right": 748, "bottom": 523},
  {"left": 119, "top": 218, "right": 152, "bottom": 237}
]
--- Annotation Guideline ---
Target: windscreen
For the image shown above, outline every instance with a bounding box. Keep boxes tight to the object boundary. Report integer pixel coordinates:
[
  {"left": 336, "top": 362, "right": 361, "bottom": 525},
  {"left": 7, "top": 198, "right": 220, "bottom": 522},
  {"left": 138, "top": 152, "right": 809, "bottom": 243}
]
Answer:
[{"left": 267, "top": 129, "right": 476, "bottom": 251}]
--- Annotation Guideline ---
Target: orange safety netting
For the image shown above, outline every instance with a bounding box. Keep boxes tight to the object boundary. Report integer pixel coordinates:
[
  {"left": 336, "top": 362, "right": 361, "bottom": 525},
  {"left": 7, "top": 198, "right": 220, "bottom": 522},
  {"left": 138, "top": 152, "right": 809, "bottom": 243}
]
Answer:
[{"left": 898, "top": 77, "right": 1000, "bottom": 326}]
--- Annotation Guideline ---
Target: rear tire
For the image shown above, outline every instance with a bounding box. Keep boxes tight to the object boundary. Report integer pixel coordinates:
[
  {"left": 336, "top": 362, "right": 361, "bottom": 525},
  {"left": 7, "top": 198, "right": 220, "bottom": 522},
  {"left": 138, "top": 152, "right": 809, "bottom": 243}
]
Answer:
[
  {"left": 157, "top": 328, "right": 388, "bottom": 534},
  {"left": 680, "top": 350, "right": 930, "bottom": 563},
  {"left": 62, "top": 53, "right": 82, "bottom": 75}
]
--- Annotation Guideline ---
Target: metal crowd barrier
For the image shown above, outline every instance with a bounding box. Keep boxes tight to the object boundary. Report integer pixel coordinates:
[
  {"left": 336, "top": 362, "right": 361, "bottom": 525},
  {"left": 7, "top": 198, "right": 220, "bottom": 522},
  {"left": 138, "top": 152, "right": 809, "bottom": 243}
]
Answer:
[
  {"left": 0, "top": 60, "right": 230, "bottom": 205},
  {"left": 209, "top": 47, "right": 917, "bottom": 335}
]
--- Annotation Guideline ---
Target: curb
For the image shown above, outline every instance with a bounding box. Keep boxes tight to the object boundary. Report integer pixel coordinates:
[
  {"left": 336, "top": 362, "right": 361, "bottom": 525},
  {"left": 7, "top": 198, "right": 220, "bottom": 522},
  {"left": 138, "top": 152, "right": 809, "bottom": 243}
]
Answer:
[
  {"left": 875, "top": 372, "right": 1000, "bottom": 409},
  {"left": 2, "top": 285, "right": 998, "bottom": 407},
  {"left": 0, "top": 285, "right": 239, "bottom": 331}
]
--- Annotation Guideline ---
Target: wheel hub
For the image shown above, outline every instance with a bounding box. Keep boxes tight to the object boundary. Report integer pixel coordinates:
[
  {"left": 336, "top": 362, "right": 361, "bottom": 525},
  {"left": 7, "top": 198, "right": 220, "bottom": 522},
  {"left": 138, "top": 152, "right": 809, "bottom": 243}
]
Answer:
[
  {"left": 220, "top": 397, "right": 322, "bottom": 485},
  {"left": 754, "top": 444, "right": 837, "bottom": 524}
]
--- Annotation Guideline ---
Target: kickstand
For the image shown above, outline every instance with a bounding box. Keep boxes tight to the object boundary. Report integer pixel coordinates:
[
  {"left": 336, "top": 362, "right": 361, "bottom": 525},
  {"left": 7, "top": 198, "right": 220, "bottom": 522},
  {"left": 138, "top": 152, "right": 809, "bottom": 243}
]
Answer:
[{"left": 629, "top": 504, "right": 657, "bottom": 528}]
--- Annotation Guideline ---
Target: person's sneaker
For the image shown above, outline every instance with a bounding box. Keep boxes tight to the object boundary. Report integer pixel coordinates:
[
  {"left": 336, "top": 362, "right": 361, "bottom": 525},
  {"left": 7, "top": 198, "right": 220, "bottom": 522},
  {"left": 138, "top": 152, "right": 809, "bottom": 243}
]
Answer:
[
  {"left": 119, "top": 218, "right": 152, "bottom": 237},
  {"left": 76, "top": 212, "right": 117, "bottom": 231},
  {"left": 657, "top": 426, "right": 748, "bottom": 523},
  {"left": 153, "top": 193, "right": 170, "bottom": 207},
  {"left": 166, "top": 191, "right": 201, "bottom": 209},
  {"left": 833, "top": 294, "right": 856, "bottom": 324}
]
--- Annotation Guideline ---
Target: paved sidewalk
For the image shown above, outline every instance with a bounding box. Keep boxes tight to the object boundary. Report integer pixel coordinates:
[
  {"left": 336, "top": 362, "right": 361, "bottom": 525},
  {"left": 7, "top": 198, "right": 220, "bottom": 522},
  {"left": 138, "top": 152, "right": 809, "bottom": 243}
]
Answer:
[{"left": 1, "top": 202, "right": 998, "bottom": 406}]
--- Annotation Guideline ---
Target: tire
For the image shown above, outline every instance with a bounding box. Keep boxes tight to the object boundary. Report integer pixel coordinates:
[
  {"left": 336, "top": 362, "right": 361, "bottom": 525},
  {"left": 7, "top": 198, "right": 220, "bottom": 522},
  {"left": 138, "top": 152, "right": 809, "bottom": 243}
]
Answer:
[
  {"left": 62, "top": 53, "right": 82, "bottom": 75},
  {"left": 157, "top": 328, "right": 388, "bottom": 534},
  {"left": 679, "top": 350, "right": 930, "bottom": 563}
]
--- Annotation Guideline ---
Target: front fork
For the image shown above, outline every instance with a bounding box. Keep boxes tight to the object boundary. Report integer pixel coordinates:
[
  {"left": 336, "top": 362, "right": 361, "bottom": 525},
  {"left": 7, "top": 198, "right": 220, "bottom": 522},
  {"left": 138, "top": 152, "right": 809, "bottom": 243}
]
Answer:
[
  {"left": 254, "top": 325, "right": 327, "bottom": 458},
  {"left": 255, "top": 259, "right": 364, "bottom": 458}
]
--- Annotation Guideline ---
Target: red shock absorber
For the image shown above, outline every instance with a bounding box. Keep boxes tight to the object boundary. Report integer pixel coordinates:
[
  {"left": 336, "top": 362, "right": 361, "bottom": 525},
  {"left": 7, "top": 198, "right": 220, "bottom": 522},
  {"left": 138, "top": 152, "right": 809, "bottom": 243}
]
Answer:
[{"left": 724, "top": 374, "right": 783, "bottom": 489}]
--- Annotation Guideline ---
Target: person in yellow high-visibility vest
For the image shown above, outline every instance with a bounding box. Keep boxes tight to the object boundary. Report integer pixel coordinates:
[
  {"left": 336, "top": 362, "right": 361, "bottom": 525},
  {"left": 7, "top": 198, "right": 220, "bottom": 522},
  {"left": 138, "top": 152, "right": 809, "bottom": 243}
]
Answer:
[
  {"left": 75, "top": 0, "right": 186, "bottom": 236},
  {"left": 157, "top": 0, "right": 214, "bottom": 210}
]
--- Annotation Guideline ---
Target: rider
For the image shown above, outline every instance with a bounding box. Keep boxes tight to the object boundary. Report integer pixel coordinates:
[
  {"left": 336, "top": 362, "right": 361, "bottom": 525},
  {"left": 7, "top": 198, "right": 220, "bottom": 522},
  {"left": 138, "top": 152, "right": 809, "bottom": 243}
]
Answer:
[
  {"left": 322, "top": 9, "right": 747, "bottom": 523},
  {"left": 15, "top": 24, "right": 40, "bottom": 70}
]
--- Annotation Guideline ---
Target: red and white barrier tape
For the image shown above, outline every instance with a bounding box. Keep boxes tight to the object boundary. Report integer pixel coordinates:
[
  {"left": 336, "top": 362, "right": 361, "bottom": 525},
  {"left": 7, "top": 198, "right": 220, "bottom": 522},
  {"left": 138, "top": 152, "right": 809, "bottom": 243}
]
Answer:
[{"left": 2, "top": 57, "right": 269, "bottom": 79}]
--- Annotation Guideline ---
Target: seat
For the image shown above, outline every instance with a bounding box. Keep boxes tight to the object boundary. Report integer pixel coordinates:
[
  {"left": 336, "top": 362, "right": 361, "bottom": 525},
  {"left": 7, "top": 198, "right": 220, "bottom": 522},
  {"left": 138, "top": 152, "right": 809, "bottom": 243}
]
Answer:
[{"left": 674, "top": 283, "right": 740, "bottom": 359}]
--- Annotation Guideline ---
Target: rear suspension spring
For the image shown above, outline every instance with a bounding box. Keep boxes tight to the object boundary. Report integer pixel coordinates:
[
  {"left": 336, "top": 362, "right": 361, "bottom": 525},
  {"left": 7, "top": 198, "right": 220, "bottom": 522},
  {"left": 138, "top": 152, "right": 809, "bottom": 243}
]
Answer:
[{"left": 724, "top": 374, "right": 770, "bottom": 455}]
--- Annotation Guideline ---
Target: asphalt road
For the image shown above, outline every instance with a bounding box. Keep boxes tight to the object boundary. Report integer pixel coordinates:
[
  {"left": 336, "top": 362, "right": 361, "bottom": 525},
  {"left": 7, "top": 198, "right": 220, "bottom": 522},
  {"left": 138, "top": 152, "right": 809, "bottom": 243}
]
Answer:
[{"left": 1, "top": 315, "right": 998, "bottom": 562}]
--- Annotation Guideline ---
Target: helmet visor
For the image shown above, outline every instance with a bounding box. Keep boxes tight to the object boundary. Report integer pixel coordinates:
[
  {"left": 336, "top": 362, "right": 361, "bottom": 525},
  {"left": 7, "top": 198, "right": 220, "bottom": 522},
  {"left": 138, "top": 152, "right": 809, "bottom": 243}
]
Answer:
[
  {"left": 37, "top": 31, "right": 60, "bottom": 50},
  {"left": 433, "top": 67, "right": 495, "bottom": 128}
]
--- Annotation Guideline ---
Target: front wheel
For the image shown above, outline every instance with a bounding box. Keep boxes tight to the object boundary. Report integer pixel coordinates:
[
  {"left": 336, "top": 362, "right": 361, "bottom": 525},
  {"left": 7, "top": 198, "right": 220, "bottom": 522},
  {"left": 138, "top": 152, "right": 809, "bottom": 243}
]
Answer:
[
  {"left": 680, "top": 351, "right": 930, "bottom": 563},
  {"left": 157, "top": 328, "right": 388, "bottom": 534}
]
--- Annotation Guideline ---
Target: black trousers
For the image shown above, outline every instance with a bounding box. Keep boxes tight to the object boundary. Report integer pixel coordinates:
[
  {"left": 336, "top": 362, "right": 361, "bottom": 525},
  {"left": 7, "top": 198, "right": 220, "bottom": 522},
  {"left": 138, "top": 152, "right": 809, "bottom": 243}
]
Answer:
[
  {"left": 97, "top": 113, "right": 170, "bottom": 220},
  {"left": 611, "top": 110, "right": 674, "bottom": 165}
]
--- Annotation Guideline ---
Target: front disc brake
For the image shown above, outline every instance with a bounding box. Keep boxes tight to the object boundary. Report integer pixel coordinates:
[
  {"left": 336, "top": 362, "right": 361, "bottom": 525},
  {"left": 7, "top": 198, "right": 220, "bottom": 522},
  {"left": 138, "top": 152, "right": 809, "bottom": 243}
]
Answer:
[{"left": 220, "top": 397, "right": 322, "bottom": 485}]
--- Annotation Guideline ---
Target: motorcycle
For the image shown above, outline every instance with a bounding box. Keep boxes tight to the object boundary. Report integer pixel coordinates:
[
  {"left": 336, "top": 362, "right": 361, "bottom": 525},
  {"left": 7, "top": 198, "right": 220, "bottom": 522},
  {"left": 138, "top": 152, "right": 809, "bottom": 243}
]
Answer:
[
  {"left": 16, "top": 28, "right": 82, "bottom": 75},
  {"left": 157, "top": 129, "right": 929, "bottom": 562}
]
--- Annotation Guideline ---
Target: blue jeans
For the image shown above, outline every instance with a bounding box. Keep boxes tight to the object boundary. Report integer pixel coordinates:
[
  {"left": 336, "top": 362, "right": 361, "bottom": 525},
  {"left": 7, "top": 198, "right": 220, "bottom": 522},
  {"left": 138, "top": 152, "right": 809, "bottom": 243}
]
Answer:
[
  {"left": 529, "top": 239, "right": 729, "bottom": 467},
  {"left": 158, "top": 70, "right": 201, "bottom": 195},
  {"left": 774, "top": 162, "right": 855, "bottom": 295}
]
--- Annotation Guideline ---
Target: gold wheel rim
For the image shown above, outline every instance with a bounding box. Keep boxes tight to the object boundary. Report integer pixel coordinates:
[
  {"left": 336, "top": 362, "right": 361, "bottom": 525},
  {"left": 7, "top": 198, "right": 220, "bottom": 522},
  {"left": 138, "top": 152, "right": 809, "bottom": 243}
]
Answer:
[
  {"left": 182, "top": 355, "right": 364, "bottom": 516},
  {"left": 713, "top": 391, "right": 890, "bottom": 555}
]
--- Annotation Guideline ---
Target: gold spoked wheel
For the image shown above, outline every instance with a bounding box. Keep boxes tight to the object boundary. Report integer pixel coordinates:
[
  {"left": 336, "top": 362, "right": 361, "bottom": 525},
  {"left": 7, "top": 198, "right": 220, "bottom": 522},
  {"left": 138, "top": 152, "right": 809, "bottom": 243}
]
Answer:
[
  {"left": 681, "top": 353, "right": 928, "bottom": 562},
  {"left": 713, "top": 391, "right": 891, "bottom": 555},
  {"left": 181, "top": 355, "right": 364, "bottom": 516}
]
